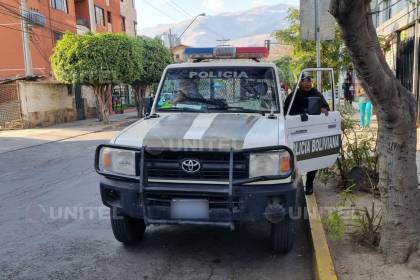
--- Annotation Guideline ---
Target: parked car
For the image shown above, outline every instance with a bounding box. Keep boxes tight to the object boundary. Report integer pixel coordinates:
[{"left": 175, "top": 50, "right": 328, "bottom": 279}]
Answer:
[{"left": 95, "top": 47, "right": 341, "bottom": 253}]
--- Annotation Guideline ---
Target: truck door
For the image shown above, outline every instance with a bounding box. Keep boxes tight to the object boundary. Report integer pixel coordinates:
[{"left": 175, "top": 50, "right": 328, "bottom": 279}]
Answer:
[{"left": 285, "top": 68, "right": 341, "bottom": 173}]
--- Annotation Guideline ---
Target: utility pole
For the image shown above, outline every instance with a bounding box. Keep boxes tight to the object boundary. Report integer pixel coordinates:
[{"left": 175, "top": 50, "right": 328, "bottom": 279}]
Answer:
[
  {"left": 168, "top": 28, "right": 173, "bottom": 49},
  {"left": 20, "top": 0, "right": 32, "bottom": 76},
  {"left": 168, "top": 28, "right": 174, "bottom": 59},
  {"left": 216, "top": 38, "right": 230, "bottom": 46},
  {"left": 413, "top": 3, "right": 420, "bottom": 123},
  {"left": 315, "top": 0, "right": 321, "bottom": 92}
]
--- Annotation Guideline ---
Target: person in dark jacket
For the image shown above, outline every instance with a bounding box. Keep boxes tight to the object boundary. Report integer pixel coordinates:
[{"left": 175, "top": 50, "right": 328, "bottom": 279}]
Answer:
[{"left": 284, "top": 74, "right": 330, "bottom": 195}]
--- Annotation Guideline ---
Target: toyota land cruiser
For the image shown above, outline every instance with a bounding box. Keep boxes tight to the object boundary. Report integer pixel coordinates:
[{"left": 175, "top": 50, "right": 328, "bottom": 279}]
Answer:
[{"left": 95, "top": 47, "right": 341, "bottom": 253}]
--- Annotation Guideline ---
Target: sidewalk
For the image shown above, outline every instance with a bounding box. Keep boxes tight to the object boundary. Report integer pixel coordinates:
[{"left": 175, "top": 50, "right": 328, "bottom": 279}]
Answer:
[
  {"left": 0, "top": 111, "right": 138, "bottom": 154},
  {"left": 2, "top": 110, "right": 420, "bottom": 184}
]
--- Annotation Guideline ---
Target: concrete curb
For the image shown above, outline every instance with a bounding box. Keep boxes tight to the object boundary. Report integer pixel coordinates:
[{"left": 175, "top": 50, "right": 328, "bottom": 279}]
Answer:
[{"left": 305, "top": 193, "right": 338, "bottom": 280}]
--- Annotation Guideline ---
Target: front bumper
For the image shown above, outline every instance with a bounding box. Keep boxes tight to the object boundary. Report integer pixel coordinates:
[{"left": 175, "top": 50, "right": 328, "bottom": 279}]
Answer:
[
  {"left": 100, "top": 177, "right": 297, "bottom": 224},
  {"left": 97, "top": 144, "right": 297, "bottom": 227}
]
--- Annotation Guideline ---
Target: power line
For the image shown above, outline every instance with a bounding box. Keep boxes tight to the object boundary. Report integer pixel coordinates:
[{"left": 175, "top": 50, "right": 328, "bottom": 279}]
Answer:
[
  {"left": 142, "top": 0, "right": 178, "bottom": 21},
  {"left": 0, "top": 5, "right": 87, "bottom": 43},
  {"left": 0, "top": 19, "right": 57, "bottom": 66},
  {"left": 166, "top": 0, "right": 225, "bottom": 40},
  {"left": 31, "top": 37, "right": 51, "bottom": 64},
  {"left": 141, "top": 0, "right": 225, "bottom": 40},
  {"left": 1, "top": 1, "right": 74, "bottom": 29},
  {"left": 0, "top": 23, "right": 24, "bottom": 33},
  {"left": 166, "top": 0, "right": 191, "bottom": 17},
  {"left": 0, "top": 10, "right": 54, "bottom": 39},
  {"left": 371, "top": 0, "right": 407, "bottom": 14},
  {"left": 0, "top": 2, "right": 82, "bottom": 32},
  {"left": 168, "top": 0, "right": 192, "bottom": 17}
]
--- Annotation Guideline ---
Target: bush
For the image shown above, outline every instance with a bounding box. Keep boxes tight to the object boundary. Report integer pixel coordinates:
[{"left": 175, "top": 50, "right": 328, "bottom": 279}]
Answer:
[{"left": 318, "top": 104, "right": 378, "bottom": 192}]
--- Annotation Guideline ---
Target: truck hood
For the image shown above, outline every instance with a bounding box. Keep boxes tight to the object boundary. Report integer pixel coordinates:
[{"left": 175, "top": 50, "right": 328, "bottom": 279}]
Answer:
[{"left": 113, "top": 113, "right": 281, "bottom": 150}]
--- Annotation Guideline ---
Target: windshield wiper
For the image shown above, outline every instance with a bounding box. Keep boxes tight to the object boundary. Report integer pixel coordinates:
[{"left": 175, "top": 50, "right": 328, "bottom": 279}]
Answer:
[
  {"left": 225, "top": 107, "right": 268, "bottom": 115},
  {"left": 158, "top": 107, "right": 203, "bottom": 112},
  {"left": 185, "top": 97, "right": 227, "bottom": 108},
  {"left": 207, "top": 106, "right": 267, "bottom": 115}
]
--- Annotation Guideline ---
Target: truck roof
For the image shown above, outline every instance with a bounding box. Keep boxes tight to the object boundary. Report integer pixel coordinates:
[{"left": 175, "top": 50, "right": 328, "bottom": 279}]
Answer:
[{"left": 166, "top": 61, "right": 277, "bottom": 69}]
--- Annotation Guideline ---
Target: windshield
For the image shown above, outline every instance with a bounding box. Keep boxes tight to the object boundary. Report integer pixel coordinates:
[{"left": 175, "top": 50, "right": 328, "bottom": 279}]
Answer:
[{"left": 155, "top": 67, "right": 280, "bottom": 114}]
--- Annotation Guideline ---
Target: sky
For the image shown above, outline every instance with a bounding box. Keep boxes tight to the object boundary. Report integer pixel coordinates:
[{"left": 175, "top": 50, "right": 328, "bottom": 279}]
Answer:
[{"left": 136, "top": 0, "right": 299, "bottom": 29}]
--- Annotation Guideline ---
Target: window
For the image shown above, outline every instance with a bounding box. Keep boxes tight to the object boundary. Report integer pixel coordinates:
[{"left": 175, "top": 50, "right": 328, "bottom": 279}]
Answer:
[
  {"left": 378, "top": 0, "right": 391, "bottom": 25},
  {"left": 370, "top": 1, "right": 379, "bottom": 27},
  {"left": 107, "top": 11, "right": 112, "bottom": 24},
  {"left": 390, "top": 0, "right": 408, "bottom": 17},
  {"left": 121, "top": 16, "right": 126, "bottom": 32},
  {"left": 95, "top": 6, "right": 105, "bottom": 26},
  {"left": 156, "top": 67, "right": 279, "bottom": 114},
  {"left": 134, "top": 21, "right": 137, "bottom": 36},
  {"left": 50, "top": 0, "right": 67, "bottom": 13},
  {"left": 375, "top": 0, "right": 409, "bottom": 26},
  {"left": 53, "top": 31, "right": 63, "bottom": 43}
]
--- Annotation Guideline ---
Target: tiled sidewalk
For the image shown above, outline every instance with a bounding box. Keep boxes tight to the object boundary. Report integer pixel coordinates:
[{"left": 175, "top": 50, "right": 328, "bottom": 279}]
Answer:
[{"left": 0, "top": 111, "right": 138, "bottom": 154}]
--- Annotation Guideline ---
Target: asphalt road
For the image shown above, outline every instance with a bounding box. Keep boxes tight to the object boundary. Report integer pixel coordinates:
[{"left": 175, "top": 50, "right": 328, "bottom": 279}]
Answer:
[{"left": 0, "top": 128, "right": 313, "bottom": 280}]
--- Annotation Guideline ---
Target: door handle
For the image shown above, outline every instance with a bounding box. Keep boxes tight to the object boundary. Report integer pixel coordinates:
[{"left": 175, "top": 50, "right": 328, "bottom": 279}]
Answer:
[
  {"left": 292, "top": 129, "right": 308, "bottom": 135},
  {"left": 328, "top": 124, "right": 337, "bottom": 129}
]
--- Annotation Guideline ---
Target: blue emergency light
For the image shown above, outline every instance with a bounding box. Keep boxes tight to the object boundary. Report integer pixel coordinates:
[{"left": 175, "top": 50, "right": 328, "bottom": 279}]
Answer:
[{"left": 184, "top": 47, "right": 269, "bottom": 60}]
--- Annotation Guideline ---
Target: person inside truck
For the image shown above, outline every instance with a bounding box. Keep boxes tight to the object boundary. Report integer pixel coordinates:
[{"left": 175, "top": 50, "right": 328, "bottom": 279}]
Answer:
[
  {"left": 284, "top": 73, "right": 330, "bottom": 195},
  {"left": 170, "top": 79, "right": 204, "bottom": 106}
]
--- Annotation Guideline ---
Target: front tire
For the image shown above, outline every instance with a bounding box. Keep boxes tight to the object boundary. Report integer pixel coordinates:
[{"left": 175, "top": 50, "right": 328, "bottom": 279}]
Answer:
[
  {"left": 270, "top": 216, "right": 294, "bottom": 253},
  {"left": 110, "top": 208, "right": 146, "bottom": 245}
]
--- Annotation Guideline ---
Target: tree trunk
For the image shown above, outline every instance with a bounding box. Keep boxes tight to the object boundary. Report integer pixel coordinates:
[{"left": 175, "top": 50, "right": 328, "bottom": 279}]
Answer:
[
  {"left": 133, "top": 83, "right": 147, "bottom": 118},
  {"left": 93, "top": 84, "right": 112, "bottom": 124},
  {"left": 330, "top": 0, "right": 420, "bottom": 266}
]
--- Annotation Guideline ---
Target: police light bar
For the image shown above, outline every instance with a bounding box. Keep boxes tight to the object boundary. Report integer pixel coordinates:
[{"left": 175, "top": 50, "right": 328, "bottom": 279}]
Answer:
[{"left": 184, "top": 47, "right": 269, "bottom": 60}]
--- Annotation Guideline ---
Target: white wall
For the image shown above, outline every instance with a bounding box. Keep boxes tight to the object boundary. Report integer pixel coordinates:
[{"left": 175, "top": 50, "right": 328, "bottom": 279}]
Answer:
[
  {"left": 81, "top": 86, "right": 96, "bottom": 108},
  {"left": 17, "top": 81, "right": 75, "bottom": 127},
  {"left": 18, "top": 82, "right": 73, "bottom": 114}
]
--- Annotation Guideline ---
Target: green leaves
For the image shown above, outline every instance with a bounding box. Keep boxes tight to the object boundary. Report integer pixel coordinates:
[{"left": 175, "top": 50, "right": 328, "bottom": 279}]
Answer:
[
  {"left": 51, "top": 32, "right": 145, "bottom": 86},
  {"left": 275, "top": 56, "right": 294, "bottom": 87},
  {"left": 132, "top": 37, "right": 173, "bottom": 87},
  {"left": 275, "top": 8, "right": 352, "bottom": 81}
]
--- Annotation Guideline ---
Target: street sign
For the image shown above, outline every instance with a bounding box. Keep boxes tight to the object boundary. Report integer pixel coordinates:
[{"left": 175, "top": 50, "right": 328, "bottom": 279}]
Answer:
[{"left": 300, "top": 0, "right": 335, "bottom": 41}]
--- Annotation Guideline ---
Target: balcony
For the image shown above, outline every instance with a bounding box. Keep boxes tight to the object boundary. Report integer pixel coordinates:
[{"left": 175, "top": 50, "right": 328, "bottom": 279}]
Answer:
[{"left": 76, "top": 18, "right": 90, "bottom": 34}]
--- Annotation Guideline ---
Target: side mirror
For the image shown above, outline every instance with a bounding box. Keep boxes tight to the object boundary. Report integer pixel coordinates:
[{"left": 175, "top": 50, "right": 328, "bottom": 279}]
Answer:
[
  {"left": 307, "top": 97, "right": 321, "bottom": 115},
  {"left": 143, "top": 96, "right": 153, "bottom": 116}
]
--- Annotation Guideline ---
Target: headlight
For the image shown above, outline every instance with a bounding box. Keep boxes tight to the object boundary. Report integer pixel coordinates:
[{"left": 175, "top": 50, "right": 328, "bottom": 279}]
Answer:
[
  {"left": 99, "top": 147, "right": 137, "bottom": 176},
  {"left": 249, "top": 150, "right": 291, "bottom": 178}
]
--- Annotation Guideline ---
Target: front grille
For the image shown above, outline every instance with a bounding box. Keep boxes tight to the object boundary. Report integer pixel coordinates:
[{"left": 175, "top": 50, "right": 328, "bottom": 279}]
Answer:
[
  {"left": 144, "top": 151, "right": 248, "bottom": 181},
  {"left": 145, "top": 193, "right": 240, "bottom": 208}
]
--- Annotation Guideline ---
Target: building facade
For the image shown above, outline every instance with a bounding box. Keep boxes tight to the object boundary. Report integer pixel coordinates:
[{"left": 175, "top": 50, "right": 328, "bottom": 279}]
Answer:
[
  {"left": 371, "top": 0, "right": 420, "bottom": 117},
  {"left": 0, "top": 0, "right": 138, "bottom": 80},
  {"left": 0, "top": 0, "right": 138, "bottom": 127},
  {"left": 171, "top": 44, "right": 189, "bottom": 63},
  {"left": 119, "top": 0, "right": 137, "bottom": 37}
]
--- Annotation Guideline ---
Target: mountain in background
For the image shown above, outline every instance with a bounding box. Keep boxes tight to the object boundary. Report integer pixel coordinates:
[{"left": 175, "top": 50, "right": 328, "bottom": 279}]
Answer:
[{"left": 139, "top": 4, "right": 295, "bottom": 47}]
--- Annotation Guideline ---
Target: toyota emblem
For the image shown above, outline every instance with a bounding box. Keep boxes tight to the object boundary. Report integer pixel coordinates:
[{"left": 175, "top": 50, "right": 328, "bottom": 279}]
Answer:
[{"left": 181, "top": 159, "right": 201, "bottom": 174}]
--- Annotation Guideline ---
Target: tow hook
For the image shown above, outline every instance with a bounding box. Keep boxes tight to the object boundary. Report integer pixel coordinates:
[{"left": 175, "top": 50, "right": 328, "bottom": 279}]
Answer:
[{"left": 264, "top": 201, "right": 286, "bottom": 224}]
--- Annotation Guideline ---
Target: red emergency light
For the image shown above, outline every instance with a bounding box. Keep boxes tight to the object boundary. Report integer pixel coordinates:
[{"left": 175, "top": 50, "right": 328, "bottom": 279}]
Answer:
[{"left": 236, "top": 47, "right": 269, "bottom": 58}]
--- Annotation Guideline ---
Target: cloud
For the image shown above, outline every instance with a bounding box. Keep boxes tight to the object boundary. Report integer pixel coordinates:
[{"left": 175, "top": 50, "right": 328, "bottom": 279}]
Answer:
[{"left": 202, "top": 0, "right": 224, "bottom": 11}]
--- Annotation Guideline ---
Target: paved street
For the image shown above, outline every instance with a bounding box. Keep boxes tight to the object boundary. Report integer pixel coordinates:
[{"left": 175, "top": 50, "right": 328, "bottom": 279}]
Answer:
[{"left": 0, "top": 126, "right": 313, "bottom": 280}]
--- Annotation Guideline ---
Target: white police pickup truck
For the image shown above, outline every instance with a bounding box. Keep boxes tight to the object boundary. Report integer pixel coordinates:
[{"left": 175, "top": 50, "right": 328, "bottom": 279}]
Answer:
[{"left": 95, "top": 47, "right": 341, "bottom": 253}]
